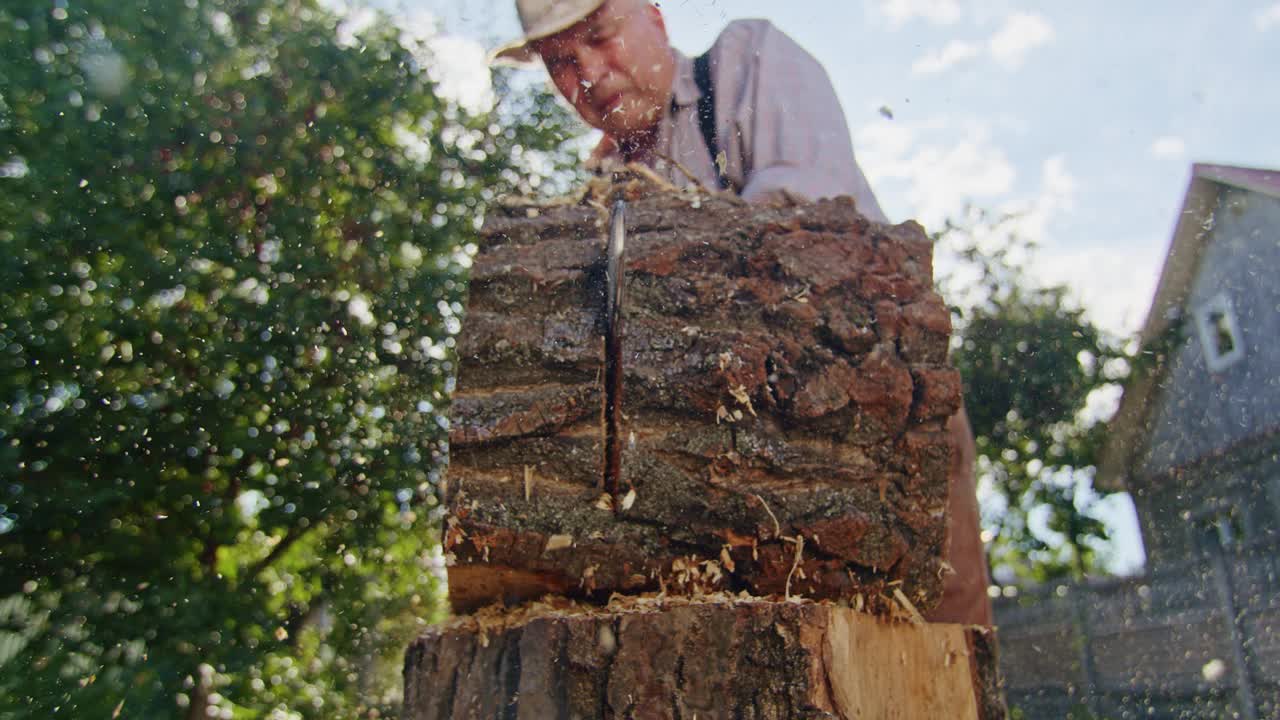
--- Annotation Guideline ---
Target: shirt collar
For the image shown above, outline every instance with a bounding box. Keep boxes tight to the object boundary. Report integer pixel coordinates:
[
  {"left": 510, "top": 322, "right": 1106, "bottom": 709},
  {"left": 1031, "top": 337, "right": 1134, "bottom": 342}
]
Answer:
[{"left": 669, "top": 49, "right": 701, "bottom": 110}]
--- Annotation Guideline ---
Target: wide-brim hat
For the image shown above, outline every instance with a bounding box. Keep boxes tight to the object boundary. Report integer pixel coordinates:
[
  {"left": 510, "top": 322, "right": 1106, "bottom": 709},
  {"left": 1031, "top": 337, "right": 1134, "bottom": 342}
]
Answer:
[{"left": 490, "top": 0, "right": 607, "bottom": 65}]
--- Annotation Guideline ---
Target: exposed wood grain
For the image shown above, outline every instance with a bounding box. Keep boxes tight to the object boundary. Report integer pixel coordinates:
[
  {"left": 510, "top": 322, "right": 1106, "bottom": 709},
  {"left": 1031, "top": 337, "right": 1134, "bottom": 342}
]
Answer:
[
  {"left": 824, "top": 610, "right": 977, "bottom": 719},
  {"left": 403, "top": 598, "right": 1006, "bottom": 720}
]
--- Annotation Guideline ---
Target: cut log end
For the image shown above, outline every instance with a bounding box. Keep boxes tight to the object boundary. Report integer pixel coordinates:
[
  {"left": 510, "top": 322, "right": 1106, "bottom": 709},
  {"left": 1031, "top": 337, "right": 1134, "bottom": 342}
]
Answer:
[{"left": 403, "top": 597, "right": 1006, "bottom": 720}]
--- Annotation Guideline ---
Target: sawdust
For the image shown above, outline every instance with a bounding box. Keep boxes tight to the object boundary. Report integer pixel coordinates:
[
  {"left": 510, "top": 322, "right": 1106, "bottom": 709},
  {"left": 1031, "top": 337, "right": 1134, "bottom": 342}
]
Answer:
[
  {"left": 431, "top": 588, "right": 916, "bottom": 641},
  {"left": 784, "top": 535, "right": 806, "bottom": 601},
  {"left": 497, "top": 164, "right": 740, "bottom": 217}
]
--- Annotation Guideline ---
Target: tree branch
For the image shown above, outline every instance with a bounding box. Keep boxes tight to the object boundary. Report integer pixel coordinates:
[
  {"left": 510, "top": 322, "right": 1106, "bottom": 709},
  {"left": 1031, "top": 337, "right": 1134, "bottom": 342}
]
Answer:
[{"left": 248, "top": 524, "right": 313, "bottom": 579}]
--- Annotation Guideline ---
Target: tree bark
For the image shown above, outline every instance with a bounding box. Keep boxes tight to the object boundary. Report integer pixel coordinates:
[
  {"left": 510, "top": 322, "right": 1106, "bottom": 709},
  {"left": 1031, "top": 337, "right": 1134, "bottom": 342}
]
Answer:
[
  {"left": 445, "top": 193, "right": 960, "bottom": 614},
  {"left": 402, "top": 597, "right": 1005, "bottom": 720}
]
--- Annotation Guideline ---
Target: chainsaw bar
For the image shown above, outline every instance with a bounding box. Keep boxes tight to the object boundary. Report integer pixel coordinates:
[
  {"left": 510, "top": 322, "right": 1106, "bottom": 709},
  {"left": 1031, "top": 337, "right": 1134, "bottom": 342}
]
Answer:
[{"left": 603, "top": 199, "right": 626, "bottom": 501}]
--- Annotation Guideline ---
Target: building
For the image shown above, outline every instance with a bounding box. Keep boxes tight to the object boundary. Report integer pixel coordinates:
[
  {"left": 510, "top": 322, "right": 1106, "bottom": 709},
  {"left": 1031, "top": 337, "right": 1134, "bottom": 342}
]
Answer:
[
  {"left": 1101, "top": 163, "right": 1280, "bottom": 562},
  {"left": 996, "top": 164, "right": 1280, "bottom": 719}
]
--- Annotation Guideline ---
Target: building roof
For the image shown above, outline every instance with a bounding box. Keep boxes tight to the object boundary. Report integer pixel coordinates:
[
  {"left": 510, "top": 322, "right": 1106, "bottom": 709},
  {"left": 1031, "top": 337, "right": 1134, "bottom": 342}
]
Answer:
[
  {"left": 1193, "top": 163, "right": 1280, "bottom": 199},
  {"left": 1096, "top": 163, "right": 1280, "bottom": 491}
]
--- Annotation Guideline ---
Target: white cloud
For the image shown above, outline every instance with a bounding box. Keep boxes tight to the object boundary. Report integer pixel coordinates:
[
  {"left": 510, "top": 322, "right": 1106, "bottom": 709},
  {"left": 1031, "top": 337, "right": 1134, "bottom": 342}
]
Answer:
[
  {"left": 1033, "top": 241, "right": 1164, "bottom": 336},
  {"left": 1256, "top": 3, "right": 1280, "bottom": 30},
  {"left": 990, "top": 156, "right": 1161, "bottom": 336},
  {"left": 856, "top": 126, "right": 1074, "bottom": 240},
  {"left": 1149, "top": 135, "right": 1187, "bottom": 159},
  {"left": 878, "top": 0, "right": 962, "bottom": 27},
  {"left": 319, "top": 0, "right": 494, "bottom": 114},
  {"left": 856, "top": 116, "right": 918, "bottom": 160},
  {"left": 911, "top": 41, "right": 981, "bottom": 74},
  {"left": 1004, "top": 154, "right": 1076, "bottom": 242},
  {"left": 911, "top": 12, "right": 1054, "bottom": 76},
  {"left": 935, "top": 153, "right": 1154, "bottom": 338},
  {"left": 858, "top": 117, "right": 1157, "bottom": 339},
  {"left": 320, "top": 0, "right": 378, "bottom": 47},
  {"left": 988, "top": 12, "right": 1055, "bottom": 68},
  {"left": 428, "top": 35, "right": 496, "bottom": 114},
  {"left": 856, "top": 119, "right": 1016, "bottom": 228},
  {"left": 931, "top": 155, "right": 1082, "bottom": 309}
]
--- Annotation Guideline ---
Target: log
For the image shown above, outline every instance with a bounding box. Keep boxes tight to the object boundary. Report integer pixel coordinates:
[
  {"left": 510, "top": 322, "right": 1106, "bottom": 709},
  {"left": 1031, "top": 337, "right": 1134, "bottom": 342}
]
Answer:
[
  {"left": 402, "top": 596, "right": 1006, "bottom": 720},
  {"left": 444, "top": 190, "right": 960, "bottom": 613}
]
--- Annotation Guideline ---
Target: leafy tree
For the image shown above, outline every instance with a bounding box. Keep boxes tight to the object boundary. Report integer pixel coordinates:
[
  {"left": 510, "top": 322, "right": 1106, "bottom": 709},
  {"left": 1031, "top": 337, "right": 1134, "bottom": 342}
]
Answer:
[
  {"left": 936, "top": 209, "right": 1134, "bottom": 583},
  {"left": 0, "top": 0, "right": 578, "bottom": 717}
]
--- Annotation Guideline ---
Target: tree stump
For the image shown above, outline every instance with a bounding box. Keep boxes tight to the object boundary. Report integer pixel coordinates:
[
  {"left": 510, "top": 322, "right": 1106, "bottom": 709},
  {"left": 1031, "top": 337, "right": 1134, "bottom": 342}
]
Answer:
[
  {"left": 444, "top": 190, "right": 960, "bottom": 614},
  {"left": 403, "top": 596, "right": 1005, "bottom": 720}
]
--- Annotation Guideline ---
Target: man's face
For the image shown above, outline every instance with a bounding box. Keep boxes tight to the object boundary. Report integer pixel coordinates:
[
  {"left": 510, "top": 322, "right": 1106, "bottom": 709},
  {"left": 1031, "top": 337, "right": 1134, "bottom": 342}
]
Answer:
[{"left": 532, "top": 0, "right": 674, "bottom": 141}]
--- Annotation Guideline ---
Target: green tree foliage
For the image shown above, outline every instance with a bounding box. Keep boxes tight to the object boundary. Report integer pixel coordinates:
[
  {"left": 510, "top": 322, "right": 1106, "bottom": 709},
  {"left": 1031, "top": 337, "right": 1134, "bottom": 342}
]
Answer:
[
  {"left": 0, "top": 0, "right": 578, "bottom": 716},
  {"left": 936, "top": 210, "right": 1134, "bottom": 583}
]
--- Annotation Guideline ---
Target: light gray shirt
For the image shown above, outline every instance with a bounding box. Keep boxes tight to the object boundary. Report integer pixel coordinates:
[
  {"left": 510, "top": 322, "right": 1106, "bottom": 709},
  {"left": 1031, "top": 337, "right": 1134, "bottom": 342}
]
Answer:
[{"left": 617, "top": 19, "right": 888, "bottom": 222}]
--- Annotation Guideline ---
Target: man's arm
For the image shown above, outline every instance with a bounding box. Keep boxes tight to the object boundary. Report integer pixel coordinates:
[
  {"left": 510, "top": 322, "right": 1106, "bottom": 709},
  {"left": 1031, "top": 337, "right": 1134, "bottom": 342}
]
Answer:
[{"left": 712, "top": 20, "right": 888, "bottom": 221}]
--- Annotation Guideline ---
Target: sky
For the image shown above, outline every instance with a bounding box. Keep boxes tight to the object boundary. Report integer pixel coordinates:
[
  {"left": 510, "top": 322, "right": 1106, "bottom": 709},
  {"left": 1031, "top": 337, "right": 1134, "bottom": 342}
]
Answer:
[{"left": 357, "top": 0, "right": 1280, "bottom": 577}]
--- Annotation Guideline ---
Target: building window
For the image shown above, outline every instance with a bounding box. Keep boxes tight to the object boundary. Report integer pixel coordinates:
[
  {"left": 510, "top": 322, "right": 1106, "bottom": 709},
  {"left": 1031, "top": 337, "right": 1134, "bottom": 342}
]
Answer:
[
  {"left": 1193, "top": 292, "right": 1244, "bottom": 373},
  {"left": 1193, "top": 509, "right": 1245, "bottom": 555}
]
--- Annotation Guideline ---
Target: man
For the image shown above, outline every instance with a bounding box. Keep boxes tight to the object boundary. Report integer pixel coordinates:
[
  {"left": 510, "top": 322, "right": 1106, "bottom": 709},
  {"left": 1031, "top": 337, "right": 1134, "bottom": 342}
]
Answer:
[{"left": 493, "top": 0, "right": 992, "bottom": 626}]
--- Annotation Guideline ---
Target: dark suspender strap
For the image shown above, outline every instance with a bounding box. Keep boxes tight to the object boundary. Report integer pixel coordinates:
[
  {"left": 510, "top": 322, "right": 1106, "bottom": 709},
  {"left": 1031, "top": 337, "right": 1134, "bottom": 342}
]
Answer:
[{"left": 692, "top": 52, "right": 726, "bottom": 189}]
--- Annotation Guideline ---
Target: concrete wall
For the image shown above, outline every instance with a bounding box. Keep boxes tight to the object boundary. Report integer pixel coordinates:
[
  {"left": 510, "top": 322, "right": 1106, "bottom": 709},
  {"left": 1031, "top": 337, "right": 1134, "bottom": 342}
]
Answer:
[{"left": 995, "top": 537, "right": 1280, "bottom": 719}]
